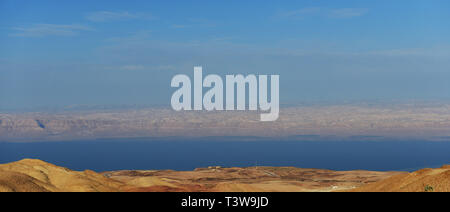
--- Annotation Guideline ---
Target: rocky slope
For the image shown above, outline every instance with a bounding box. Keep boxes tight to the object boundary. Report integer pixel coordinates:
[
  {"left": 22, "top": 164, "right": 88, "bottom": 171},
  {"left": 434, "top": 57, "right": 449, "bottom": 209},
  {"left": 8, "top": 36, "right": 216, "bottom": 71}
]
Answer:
[
  {"left": 1, "top": 159, "right": 448, "bottom": 192},
  {"left": 106, "top": 166, "right": 401, "bottom": 192},
  {"left": 0, "top": 159, "right": 124, "bottom": 192},
  {"left": 349, "top": 165, "right": 450, "bottom": 192},
  {"left": 0, "top": 159, "right": 407, "bottom": 192}
]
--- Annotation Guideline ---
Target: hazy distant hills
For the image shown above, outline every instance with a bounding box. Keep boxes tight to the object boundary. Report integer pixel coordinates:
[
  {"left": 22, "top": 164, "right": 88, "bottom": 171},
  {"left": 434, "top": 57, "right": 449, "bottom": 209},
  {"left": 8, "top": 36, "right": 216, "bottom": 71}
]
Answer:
[{"left": 2, "top": 103, "right": 450, "bottom": 142}]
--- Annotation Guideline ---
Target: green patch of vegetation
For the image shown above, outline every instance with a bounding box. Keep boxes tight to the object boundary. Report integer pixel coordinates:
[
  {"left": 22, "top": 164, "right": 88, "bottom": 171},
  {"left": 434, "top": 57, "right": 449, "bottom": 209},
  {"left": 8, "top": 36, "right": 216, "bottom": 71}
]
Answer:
[{"left": 424, "top": 185, "right": 434, "bottom": 192}]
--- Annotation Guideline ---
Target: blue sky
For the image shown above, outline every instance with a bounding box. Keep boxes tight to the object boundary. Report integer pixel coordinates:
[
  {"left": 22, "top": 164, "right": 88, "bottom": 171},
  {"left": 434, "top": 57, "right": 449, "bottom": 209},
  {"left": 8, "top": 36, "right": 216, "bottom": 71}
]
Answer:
[{"left": 1, "top": 0, "right": 450, "bottom": 109}]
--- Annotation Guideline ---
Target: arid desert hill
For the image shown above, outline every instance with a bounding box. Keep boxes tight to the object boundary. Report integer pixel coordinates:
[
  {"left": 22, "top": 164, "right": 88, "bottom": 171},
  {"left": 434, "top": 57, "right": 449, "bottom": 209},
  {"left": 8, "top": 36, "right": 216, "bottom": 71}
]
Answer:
[
  {"left": 0, "top": 159, "right": 125, "bottom": 192},
  {"left": 349, "top": 165, "right": 450, "bottom": 192},
  {"left": 0, "top": 159, "right": 448, "bottom": 192}
]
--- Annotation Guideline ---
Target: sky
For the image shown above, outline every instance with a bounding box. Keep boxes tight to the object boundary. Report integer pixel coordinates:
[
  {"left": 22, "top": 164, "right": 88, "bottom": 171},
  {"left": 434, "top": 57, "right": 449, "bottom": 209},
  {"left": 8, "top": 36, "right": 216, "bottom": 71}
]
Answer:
[{"left": 1, "top": 0, "right": 450, "bottom": 110}]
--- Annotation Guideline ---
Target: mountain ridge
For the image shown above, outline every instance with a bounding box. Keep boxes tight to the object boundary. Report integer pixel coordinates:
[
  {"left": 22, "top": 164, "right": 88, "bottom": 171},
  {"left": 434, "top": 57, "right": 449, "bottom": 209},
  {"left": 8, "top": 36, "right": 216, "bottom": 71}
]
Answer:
[{"left": 1, "top": 159, "right": 448, "bottom": 192}]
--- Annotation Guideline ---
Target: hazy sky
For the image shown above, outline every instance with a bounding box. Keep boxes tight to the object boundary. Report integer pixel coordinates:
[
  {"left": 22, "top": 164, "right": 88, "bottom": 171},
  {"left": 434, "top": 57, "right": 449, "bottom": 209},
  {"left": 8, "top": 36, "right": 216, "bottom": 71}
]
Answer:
[{"left": 1, "top": 0, "right": 450, "bottom": 109}]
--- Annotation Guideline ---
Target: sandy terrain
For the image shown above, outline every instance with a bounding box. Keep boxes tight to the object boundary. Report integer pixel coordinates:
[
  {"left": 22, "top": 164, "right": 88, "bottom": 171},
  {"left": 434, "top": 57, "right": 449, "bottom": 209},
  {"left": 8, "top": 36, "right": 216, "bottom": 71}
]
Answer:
[
  {"left": 0, "top": 159, "right": 404, "bottom": 192},
  {"left": 106, "top": 166, "right": 402, "bottom": 192},
  {"left": 349, "top": 165, "right": 450, "bottom": 192},
  {"left": 1, "top": 159, "right": 448, "bottom": 192},
  {"left": 0, "top": 159, "right": 124, "bottom": 192}
]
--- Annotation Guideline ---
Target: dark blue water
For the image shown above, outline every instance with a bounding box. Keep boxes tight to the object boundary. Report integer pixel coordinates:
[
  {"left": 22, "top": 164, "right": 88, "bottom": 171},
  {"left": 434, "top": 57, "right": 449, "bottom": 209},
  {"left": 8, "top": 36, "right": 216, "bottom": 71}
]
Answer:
[{"left": 0, "top": 140, "right": 449, "bottom": 172}]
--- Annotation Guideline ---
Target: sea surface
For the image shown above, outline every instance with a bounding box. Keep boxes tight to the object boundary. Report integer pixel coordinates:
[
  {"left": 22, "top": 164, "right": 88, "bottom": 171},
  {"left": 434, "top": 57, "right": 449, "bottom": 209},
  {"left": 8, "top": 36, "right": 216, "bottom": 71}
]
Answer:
[{"left": 0, "top": 140, "right": 449, "bottom": 172}]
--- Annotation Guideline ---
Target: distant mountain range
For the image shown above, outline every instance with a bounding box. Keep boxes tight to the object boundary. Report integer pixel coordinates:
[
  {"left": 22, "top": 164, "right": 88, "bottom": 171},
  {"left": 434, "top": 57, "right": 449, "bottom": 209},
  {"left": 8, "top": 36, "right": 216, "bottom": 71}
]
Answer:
[{"left": 2, "top": 103, "right": 450, "bottom": 142}]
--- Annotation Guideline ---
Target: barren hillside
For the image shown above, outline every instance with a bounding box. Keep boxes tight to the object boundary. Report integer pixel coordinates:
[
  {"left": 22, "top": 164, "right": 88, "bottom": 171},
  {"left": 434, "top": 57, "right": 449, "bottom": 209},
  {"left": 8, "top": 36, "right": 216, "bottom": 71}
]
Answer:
[
  {"left": 0, "top": 159, "right": 403, "bottom": 192},
  {"left": 349, "top": 165, "right": 450, "bottom": 192}
]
